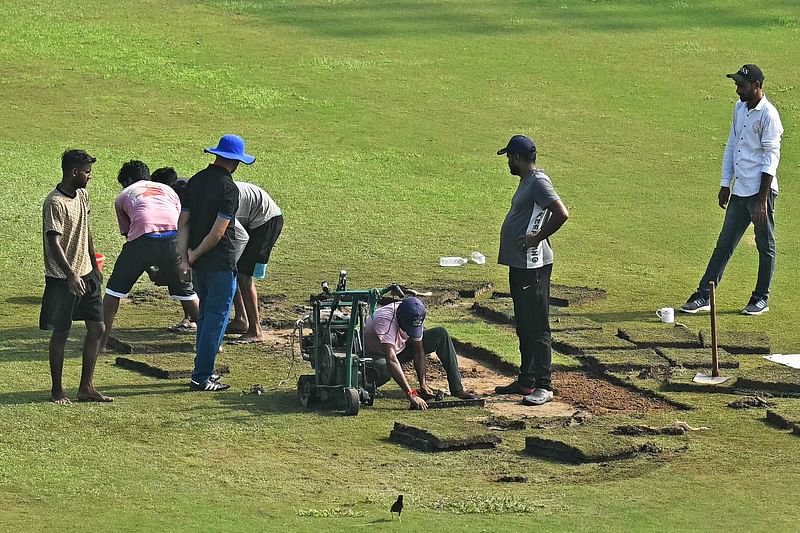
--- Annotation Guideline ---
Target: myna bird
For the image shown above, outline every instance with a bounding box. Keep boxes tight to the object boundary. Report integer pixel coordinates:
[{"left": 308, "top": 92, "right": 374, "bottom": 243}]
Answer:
[{"left": 390, "top": 494, "right": 404, "bottom": 520}]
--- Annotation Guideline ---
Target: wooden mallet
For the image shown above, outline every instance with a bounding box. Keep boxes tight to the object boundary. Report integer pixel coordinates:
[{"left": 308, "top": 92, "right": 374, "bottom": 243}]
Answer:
[
  {"left": 692, "top": 281, "right": 730, "bottom": 384},
  {"left": 709, "top": 280, "right": 720, "bottom": 378}
]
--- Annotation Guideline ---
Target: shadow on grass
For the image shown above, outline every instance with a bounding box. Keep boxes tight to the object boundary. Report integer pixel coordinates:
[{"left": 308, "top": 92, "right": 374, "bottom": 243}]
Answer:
[
  {"left": 0, "top": 326, "right": 73, "bottom": 362},
  {"left": 5, "top": 295, "right": 41, "bottom": 305},
  {"left": 0, "top": 325, "right": 196, "bottom": 362},
  {"left": 0, "top": 382, "right": 186, "bottom": 405},
  {"left": 577, "top": 310, "right": 654, "bottom": 323},
  {"left": 207, "top": 0, "right": 799, "bottom": 38}
]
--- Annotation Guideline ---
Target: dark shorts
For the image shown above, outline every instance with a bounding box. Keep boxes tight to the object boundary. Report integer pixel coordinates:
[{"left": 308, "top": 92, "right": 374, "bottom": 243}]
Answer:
[
  {"left": 237, "top": 215, "right": 283, "bottom": 276},
  {"left": 105, "top": 235, "right": 195, "bottom": 300},
  {"left": 40, "top": 271, "right": 104, "bottom": 331}
]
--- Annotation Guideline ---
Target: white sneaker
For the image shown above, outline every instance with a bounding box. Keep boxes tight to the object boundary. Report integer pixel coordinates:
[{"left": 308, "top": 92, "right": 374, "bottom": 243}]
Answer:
[{"left": 522, "top": 388, "right": 554, "bottom": 406}]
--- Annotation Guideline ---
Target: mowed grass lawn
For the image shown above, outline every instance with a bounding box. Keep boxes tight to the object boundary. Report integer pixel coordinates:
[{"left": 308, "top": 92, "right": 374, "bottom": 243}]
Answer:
[{"left": 1, "top": 0, "right": 799, "bottom": 531}]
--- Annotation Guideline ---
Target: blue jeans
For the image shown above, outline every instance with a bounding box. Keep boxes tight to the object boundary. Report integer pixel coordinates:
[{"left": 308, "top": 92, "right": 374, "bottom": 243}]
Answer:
[
  {"left": 696, "top": 192, "right": 776, "bottom": 301},
  {"left": 191, "top": 269, "right": 236, "bottom": 383}
]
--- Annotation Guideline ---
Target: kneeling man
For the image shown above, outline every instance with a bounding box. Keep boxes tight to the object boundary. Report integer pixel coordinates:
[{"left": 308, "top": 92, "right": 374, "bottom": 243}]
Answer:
[{"left": 364, "top": 297, "right": 476, "bottom": 410}]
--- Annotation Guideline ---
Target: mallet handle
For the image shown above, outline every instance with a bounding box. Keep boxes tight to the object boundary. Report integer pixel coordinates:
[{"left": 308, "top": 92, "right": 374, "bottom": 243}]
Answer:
[{"left": 709, "top": 281, "right": 719, "bottom": 378}]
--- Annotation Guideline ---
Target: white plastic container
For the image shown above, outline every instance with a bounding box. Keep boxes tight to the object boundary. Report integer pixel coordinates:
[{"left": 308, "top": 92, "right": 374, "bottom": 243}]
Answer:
[
  {"left": 470, "top": 251, "right": 486, "bottom": 265},
  {"left": 439, "top": 256, "right": 468, "bottom": 267}
]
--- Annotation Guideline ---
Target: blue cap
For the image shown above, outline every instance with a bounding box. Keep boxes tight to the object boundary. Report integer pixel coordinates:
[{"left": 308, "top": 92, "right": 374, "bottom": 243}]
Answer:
[
  {"left": 204, "top": 134, "right": 256, "bottom": 165},
  {"left": 397, "top": 297, "right": 426, "bottom": 340},
  {"left": 497, "top": 135, "right": 537, "bottom": 156}
]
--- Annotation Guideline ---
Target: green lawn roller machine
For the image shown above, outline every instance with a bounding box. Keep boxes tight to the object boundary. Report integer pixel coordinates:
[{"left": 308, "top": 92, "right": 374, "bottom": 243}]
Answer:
[
  {"left": 296, "top": 271, "right": 403, "bottom": 416},
  {"left": 296, "top": 271, "right": 486, "bottom": 416}
]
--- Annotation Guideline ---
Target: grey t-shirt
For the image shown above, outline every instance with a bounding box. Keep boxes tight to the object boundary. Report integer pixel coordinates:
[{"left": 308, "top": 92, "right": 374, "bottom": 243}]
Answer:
[
  {"left": 498, "top": 169, "right": 560, "bottom": 270},
  {"left": 235, "top": 182, "right": 282, "bottom": 230}
]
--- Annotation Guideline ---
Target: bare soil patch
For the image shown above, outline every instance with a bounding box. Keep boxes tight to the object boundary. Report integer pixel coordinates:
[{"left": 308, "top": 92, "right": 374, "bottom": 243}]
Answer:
[{"left": 402, "top": 348, "right": 673, "bottom": 417}]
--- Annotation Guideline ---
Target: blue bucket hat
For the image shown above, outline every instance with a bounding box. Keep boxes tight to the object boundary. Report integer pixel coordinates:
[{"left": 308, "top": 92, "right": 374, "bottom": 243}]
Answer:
[
  {"left": 397, "top": 297, "right": 426, "bottom": 340},
  {"left": 204, "top": 134, "right": 256, "bottom": 165}
]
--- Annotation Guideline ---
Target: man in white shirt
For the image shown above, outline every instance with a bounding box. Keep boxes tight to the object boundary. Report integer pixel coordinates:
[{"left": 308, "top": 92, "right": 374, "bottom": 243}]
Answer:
[
  {"left": 363, "top": 297, "right": 477, "bottom": 410},
  {"left": 681, "top": 64, "right": 783, "bottom": 316}
]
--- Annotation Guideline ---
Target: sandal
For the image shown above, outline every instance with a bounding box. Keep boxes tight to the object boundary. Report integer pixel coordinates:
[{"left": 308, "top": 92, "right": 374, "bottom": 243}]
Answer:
[{"left": 168, "top": 321, "right": 197, "bottom": 333}]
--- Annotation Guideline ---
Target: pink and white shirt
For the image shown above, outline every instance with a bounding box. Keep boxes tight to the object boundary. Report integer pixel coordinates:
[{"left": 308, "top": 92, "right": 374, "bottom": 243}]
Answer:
[
  {"left": 115, "top": 181, "right": 181, "bottom": 241},
  {"left": 364, "top": 302, "right": 422, "bottom": 355}
]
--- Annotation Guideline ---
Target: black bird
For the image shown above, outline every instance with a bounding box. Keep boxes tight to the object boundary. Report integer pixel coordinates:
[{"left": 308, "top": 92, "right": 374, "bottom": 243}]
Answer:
[{"left": 390, "top": 494, "right": 404, "bottom": 520}]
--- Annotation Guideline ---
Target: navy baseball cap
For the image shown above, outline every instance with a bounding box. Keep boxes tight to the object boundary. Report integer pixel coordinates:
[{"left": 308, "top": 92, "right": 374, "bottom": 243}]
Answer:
[
  {"left": 497, "top": 135, "right": 537, "bottom": 156},
  {"left": 727, "top": 64, "right": 764, "bottom": 85},
  {"left": 397, "top": 297, "right": 426, "bottom": 340},
  {"left": 204, "top": 134, "right": 256, "bottom": 165}
]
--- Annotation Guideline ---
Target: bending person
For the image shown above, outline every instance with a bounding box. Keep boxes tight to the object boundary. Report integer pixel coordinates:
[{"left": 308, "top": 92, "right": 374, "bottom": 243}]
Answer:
[
  {"left": 226, "top": 181, "right": 283, "bottom": 343},
  {"left": 99, "top": 160, "right": 200, "bottom": 351},
  {"left": 363, "top": 297, "right": 477, "bottom": 410}
]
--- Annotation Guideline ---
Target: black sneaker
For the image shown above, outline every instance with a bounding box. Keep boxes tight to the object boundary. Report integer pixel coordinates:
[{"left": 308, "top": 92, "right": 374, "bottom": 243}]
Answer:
[
  {"left": 189, "top": 379, "right": 230, "bottom": 392},
  {"left": 680, "top": 293, "right": 710, "bottom": 314},
  {"left": 209, "top": 373, "right": 222, "bottom": 383},
  {"left": 742, "top": 298, "right": 769, "bottom": 315},
  {"left": 494, "top": 381, "right": 534, "bottom": 395}
]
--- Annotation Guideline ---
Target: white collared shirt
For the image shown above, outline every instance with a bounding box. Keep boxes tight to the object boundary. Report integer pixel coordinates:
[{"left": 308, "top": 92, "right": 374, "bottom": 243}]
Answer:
[{"left": 721, "top": 94, "right": 783, "bottom": 197}]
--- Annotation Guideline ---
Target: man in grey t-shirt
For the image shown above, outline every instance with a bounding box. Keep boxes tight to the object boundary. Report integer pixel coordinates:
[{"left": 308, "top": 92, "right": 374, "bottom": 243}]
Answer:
[
  {"left": 226, "top": 181, "right": 284, "bottom": 343},
  {"left": 494, "top": 135, "right": 569, "bottom": 406}
]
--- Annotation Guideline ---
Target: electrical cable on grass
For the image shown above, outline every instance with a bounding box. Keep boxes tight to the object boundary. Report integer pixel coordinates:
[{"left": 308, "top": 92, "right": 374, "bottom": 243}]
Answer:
[{"left": 260, "top": 317, "right": 305, "bottom": 392}]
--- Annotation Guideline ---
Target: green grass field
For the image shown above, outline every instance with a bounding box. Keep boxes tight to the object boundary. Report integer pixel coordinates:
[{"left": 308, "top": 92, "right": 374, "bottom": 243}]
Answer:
[{"left": 1, "top": 1, "right": 799, "bottom": 531}]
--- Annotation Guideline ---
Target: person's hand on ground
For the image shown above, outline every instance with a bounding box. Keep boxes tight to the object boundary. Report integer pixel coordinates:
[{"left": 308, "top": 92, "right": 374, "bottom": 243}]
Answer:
[
  {"left": 410, "top": 395, "right": 428, "bottom": 410},
  {"left": 67, "top": 272, "right": 86, "bottom": 296},
  {"left": 418, "top": 385, "right": 436, "bottom": 400},
  {"left": 718, "top": 186, "right": 731, "bottom": 209}
]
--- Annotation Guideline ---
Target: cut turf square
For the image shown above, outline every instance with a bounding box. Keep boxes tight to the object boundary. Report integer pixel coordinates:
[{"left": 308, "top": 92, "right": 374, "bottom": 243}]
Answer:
[
  {"left": 737, "top": 363, "right": 800, "bottom": 394},
  {"left": 523, "top": 425, "right": 685, "bottom": 464},
  {"left": 579, "top": 349, "right": 670, "bottom": 372},
  {"left": 654, "top": 347, "right": 739, "bottom": 369},
  {"left": 552, "top": 330, "right": 636, "bottom": 355},
  {"left": 698, "top": 330, "right": 771, "bottom": 354},
  {"left": 389, "top": 422, "right": 501, "bottom": 452},
  {"left": 617, "top": 325, "right": 700, "bottom": 349}
]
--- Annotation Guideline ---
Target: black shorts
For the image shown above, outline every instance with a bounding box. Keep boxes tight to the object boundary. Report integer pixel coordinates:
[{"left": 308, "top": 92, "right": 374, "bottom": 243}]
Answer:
[
  {"left": 237, "top": 215, "right": 283, "bottom": 276},
  {"left": 105, "top": 235, "right": 195, "bottom": 300},
  {"left": 39, "top": 271, "right": 104, "bottom": 330}
]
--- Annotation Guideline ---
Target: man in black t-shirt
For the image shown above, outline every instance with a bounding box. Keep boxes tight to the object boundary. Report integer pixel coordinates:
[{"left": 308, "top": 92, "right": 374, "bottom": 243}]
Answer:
[{"left": 178, "top": 134, "right": 255, "bottom": 392}]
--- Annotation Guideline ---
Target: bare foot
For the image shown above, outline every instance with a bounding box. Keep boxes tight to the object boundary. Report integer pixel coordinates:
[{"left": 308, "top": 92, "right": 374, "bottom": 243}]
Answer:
[
  {"left": 225, "top": 320, "right": 248, "bottom": 335},
  {"left": 50, "top": 393, "right": 72, "bottom": 405},
  {"left": 76, "top": 389, "right": 114, "bottom": 402}
]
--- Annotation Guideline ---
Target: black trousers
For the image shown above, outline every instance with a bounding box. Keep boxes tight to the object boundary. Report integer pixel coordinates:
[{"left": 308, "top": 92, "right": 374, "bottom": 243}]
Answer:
[{"left": 509, "top": 264, "right": 553, "bottom": 390}]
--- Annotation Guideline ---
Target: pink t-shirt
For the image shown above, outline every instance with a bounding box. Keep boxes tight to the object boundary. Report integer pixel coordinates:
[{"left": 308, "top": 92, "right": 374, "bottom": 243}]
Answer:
[
  {"left": 115, "top": 181, "right": 181, "bottom": 241},
  {"left": 364, "top": 302, "right": 422, "bottom": 355}
]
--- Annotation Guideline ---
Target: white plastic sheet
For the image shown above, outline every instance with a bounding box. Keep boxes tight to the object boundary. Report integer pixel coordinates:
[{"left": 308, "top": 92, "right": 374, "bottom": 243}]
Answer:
[{"left": 763, "top": 354, "right": 800, "bottom": 369}]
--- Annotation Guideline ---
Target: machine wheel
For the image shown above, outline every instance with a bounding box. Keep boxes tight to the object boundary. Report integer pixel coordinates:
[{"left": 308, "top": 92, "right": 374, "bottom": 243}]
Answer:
[
  {"left": 318, "top": 344, "right": 336, "bottom": 385},
  {"left": 343, "top": 387, "right": 360, "bottom": 416},
  {"left": 297, "top": 375, "right": 315, "bottom": 408}
]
